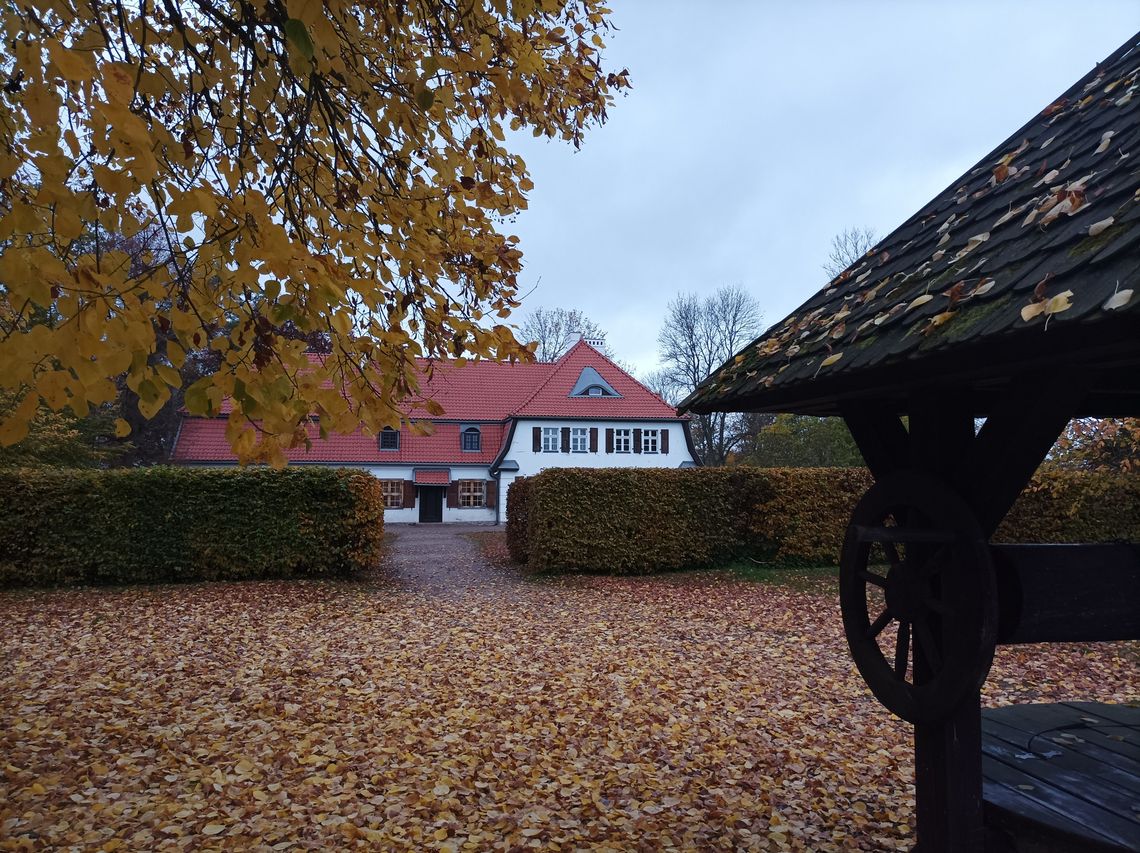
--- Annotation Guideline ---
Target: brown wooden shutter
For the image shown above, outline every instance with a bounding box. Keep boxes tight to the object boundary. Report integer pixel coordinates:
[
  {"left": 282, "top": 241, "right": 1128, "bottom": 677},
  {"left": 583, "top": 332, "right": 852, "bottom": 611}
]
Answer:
[
  {"left": 561, "top": 427, "right": 570, "bottom": 453},
  {"left": 402, "top": 480, "right": 416, "bottom": 508},
  {"left": 633, "top": 428, "right": 642, "bottom": 453},
  {"left": 485, "top": 479, "right": 497, "bottom": 509},
  {"left": 589, "top": 428, "right": 598, "bottom": 453},
  {"left": 446, "top": 481, "right": 459, "bottom": 508},
  {"left": 532, "top": 426, "right": 541, "bottom": 452},
  {"left": 661, "top": 429, "right": 670, "bottom": 455},
  {"left": 605, "top": 428, "right": 614, "bottom": 453}
]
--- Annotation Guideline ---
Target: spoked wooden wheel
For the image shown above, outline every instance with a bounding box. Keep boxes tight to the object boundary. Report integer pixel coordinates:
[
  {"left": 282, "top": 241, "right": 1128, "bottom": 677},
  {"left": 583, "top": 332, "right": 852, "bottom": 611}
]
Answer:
[{"left": 840, "top": 471, "right": 997, "bottom": 724}]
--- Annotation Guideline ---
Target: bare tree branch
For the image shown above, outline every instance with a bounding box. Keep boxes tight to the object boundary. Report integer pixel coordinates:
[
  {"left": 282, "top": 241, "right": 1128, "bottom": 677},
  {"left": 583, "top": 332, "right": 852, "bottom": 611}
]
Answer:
[{"left": 822, "top": 226, "right": 879, "bottom": 281}]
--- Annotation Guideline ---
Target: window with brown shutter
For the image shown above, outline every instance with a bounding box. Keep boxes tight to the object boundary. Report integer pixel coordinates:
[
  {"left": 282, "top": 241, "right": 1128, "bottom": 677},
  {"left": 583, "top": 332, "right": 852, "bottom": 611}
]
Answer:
[
  {"left": 458, "top": 480, "right": 485, "bottom": 507},
  {"left": 560, "top": 426, "right": 570, "bottom": 453},
  {"left": 661, "top": 429, "right": 670, "bottom": 454},
  {"left": 446, "top": 481, "right": 459, "bottom": 508},
  {"left": 605, "top": 428, "right": 614, "bottom": 453},
  {"left": 633, "top": 428, "right": 642, "bottom": 453},
  {"left": 589, "top": 428, "right": 598, "bottom": 453},
  {"left": 402, "top": 480, "right": 416, "bottom": 507},
  {"left": 380, "top": 480, "right": 403, "bottom": 508},
  {"left": 485, "top": 480, "right": 497, "bottom": 509},
  {"left": 532, "top": 426, "right": 541, "bottom": 452}
]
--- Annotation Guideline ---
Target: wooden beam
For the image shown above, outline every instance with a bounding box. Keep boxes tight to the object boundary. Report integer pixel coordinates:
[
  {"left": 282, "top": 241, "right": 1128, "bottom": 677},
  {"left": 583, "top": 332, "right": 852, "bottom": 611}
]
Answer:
[
  {"left": 907, "top": 391, "right": 976, "bottom": 491},
  {"left": 992, "top": 544, "right": 1140, "bottom": 644},
  {"left": 965, "top": 375, "right": 1084, "bottom": 537},
  {"left": 840, "top": 401, "right": 909, "bottom": 480}
]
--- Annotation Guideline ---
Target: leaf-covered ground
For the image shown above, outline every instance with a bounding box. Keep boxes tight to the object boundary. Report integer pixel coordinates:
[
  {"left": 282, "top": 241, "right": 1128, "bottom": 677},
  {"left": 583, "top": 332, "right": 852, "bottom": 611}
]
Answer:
[{"left": 1, "top": 530, "right": 1136, "bottom": 851}]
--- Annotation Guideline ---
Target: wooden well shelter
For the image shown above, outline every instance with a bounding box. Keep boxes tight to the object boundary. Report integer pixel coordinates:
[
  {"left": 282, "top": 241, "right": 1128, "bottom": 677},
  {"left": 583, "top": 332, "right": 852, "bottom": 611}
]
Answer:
[{"left": 681, "top": 31, "right": 1140, "bottom": 853}]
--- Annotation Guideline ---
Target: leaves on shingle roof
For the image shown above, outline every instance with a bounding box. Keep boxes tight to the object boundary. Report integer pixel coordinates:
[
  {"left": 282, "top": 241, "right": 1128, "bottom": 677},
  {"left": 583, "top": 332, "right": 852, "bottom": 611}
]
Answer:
[{"left": 683, "top": 33, "right": 1140, "bottom": 413}]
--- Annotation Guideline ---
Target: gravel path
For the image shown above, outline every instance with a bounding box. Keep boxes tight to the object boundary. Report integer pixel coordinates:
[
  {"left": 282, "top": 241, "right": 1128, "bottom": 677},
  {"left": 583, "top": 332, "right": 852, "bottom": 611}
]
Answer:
[{"left": 381, "top": 523, "right": 509, "bottom": 595}]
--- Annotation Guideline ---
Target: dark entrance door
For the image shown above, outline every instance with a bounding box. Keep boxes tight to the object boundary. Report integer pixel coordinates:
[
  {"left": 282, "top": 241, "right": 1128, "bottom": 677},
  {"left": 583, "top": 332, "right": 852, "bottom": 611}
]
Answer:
[{"left": 418, "top": 486, "right": 444, "bottom": 523}]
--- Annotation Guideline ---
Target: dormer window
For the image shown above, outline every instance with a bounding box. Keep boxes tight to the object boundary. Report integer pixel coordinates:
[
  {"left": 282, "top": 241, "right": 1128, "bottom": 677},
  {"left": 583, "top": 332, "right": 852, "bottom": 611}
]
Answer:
[
  {"left": 461, "top": 426, "right": 481, "bottom": 452},
  {"left": 379, "top": 428, "right": 400, "bottom": 450},
  {"left": 569, "top": 366, "right": 621, "bottom": 398}
]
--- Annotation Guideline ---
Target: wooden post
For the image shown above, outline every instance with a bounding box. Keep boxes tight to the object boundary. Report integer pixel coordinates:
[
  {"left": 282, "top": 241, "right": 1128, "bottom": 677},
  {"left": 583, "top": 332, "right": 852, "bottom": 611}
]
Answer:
[
  {"left": 914, "top": 694, "right": 986, "bottom": 853},
  {"left": 909, "top": 393, "right": 985, "bottom": 853}
]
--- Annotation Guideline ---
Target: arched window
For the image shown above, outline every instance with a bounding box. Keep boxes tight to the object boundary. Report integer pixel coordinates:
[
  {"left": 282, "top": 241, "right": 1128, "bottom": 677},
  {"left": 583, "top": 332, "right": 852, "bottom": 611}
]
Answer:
[{"left": 461, "top": 426, "right": 481, "bottom": 452}]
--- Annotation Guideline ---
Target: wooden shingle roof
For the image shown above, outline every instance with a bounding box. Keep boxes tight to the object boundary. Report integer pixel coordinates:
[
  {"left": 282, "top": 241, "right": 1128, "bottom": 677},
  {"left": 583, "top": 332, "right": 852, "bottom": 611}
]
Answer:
[{"left": 682, "top": 32, "right": 1140, "bottom": 418}]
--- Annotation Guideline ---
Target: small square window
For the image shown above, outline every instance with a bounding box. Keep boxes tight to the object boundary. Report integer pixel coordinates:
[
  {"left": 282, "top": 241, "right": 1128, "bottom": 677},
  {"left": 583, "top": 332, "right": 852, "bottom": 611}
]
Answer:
[
  {"left": 461, "top": 427, "right": 481, "bottom": 452},
  {"left": 614, "top": 428, "right": 631, "bottom": 453},
  {"left": 541, "top": 427, "right": 560, "bottom": 452},
  {"left": 380, "top": 480, "right": 403, "bottom": 508},
  {"left": 642, "top": 429, "right": 659, "bottom": 454},
  {"left": 379, "top": 429, "right": 399, "bottom": 450},
  {"left": 570, "top": 427, "right": 589, "bottom": 452},
  {"left": 458, "top": 480, "right": 485, "bottom": 508}
]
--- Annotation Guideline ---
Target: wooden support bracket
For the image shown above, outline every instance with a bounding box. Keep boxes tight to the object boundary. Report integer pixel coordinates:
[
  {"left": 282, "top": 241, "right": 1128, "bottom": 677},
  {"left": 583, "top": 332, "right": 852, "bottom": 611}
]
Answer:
[{"left": 840, "top": 401, "right": 909, "bottom": 480}]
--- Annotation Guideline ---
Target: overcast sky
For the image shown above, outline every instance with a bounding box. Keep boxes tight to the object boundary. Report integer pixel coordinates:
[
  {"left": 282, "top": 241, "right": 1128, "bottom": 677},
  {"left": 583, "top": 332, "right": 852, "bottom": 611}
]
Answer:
[{"left": 504, "top": 2, "right": 1140, "bottom": 376}]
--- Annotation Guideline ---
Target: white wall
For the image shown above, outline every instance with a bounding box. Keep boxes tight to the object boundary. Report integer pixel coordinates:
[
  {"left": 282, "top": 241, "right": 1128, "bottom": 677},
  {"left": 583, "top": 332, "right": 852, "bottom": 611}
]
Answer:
[
  {"left": 498, "top": 419, "right": 695, "bottom": 522},
  {"left": 368, "top": 463, "right": 497, "bottom": 524}
]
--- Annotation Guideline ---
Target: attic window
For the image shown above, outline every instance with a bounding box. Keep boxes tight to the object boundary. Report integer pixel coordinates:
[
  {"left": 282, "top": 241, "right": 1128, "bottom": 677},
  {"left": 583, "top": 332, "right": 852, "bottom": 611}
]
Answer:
[
  {"left": 379, "top": 428, "right": 400, "bottom": 450},
  {"left": 569, "top": 366, "right": 621, "bottom": 398},
  {"left": 461, "top": 426, "right": 481, "bottom": 452}
]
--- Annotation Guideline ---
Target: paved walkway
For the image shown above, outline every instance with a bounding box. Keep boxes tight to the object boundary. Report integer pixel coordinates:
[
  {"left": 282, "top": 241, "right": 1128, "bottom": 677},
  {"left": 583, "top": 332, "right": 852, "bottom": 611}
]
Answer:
[{"left": 381, "top": 523, "right": 509, "bottom": 595}]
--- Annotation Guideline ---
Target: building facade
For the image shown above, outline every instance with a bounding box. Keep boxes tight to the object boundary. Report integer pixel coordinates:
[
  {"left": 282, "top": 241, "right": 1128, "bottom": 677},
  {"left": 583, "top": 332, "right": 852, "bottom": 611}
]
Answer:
[{"left": 171, "top": 339, "right": 699, "bottom": 523}]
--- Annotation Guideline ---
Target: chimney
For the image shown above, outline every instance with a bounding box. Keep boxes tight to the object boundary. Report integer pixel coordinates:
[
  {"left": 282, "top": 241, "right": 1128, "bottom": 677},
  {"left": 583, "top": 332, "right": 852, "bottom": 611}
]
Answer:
[{"left": 579, "top": 332, "right": 607, "bottom": 350}]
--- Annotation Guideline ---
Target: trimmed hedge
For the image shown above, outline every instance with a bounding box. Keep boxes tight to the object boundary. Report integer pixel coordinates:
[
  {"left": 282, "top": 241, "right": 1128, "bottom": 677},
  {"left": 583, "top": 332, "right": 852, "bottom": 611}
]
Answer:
[
  {"left": 0, "top": 467, "right": 385, "bottom": 586},
  {"left": 508, "top": 467, "right": 1140, "bottom": 574},
  {"left": 506, "top": 476, "right": 533, "bottom": 565}
]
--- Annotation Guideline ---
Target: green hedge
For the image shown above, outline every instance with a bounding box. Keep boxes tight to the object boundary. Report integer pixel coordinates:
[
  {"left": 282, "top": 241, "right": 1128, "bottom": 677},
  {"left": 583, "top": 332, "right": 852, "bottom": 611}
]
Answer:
[
  {"left": 513, "top": 468, "right": 772, "bottom": 574},
  {"left": 508, "top": 467, "right": 1140, "bottom": 574},
  {"left": 0, "top": 467, "right": 385, "bottom": 586}
]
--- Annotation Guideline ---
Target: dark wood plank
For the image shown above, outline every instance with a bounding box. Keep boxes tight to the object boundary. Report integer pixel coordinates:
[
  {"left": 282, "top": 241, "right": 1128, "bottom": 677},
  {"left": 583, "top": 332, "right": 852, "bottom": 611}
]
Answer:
[
  {"left": 985, "top": 701, "right": 1108, "bottom": 736},
  {"left": 983, "top": 721, "right": 1140, "bottom": 797},
  {"left": 981, "top": 752, "right": 1140, "bottom": 849},
  {"left": 982, "top": 738, "right": 1140, "bottom": 821},
  {"left": 982, "top": 715, "right": 1035, "bottom": 750},
  {"left": 1035, "top": 726, "right": 1140, "bottom": 765},
  {"left": 983, "top": 781, "right": 1128, "bottom": 853},
  {"left": 1063, "top": 701, "right": 1140, "bottom": 728}
]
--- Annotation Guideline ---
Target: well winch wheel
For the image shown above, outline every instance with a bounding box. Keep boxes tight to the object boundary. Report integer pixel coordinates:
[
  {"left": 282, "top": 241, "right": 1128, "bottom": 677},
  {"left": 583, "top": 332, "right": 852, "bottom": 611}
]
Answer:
[{"left": 839, "top": 471, "right": 997, "bottom": 724}]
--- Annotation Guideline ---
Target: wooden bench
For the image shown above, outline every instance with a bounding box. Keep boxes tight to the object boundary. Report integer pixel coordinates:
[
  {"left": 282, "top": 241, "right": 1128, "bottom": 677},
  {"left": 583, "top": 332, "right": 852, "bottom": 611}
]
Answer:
[{"left": 982, "top": 702, "right": 1140, "bottom": 852}]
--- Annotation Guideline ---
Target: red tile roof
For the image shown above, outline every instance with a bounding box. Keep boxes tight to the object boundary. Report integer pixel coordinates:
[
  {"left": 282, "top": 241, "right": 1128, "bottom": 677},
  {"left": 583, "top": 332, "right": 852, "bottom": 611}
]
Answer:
[
  {"left": 414, "top": 469, "right": 450, "bottom": 485},
  {"left": 513, "top": 340, "right": 679, "bottom": 419},
  {"left": 172, "top": 342, "right": 683, "bottom": 464}
]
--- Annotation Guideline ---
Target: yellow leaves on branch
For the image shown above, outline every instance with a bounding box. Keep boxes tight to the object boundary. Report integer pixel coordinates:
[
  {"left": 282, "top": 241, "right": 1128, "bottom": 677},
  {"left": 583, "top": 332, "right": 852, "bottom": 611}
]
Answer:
[{"left": 0, "top": 1, "right": 631, "bottom": 461}]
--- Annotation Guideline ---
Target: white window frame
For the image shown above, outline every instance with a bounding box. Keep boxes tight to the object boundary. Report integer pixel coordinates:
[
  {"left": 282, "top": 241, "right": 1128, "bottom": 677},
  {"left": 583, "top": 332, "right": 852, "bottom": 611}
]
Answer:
[
  {"left": 642, "top": 429, "right": 660, "bottom": 454},
  {"left": 541, "top": 426, "right": 560, "bottom": 453},
  {"left": 614, "top": 428, "right": 632, "bottom": 453},
  {"left": 570, "top": 427, "right": 589, "bottom": 453},
  {"left": 380, "top": 479, "right": 403, "bottom": 509},
  {"left": 458, "top": 480, "right": 486, "bottom": 508}
]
